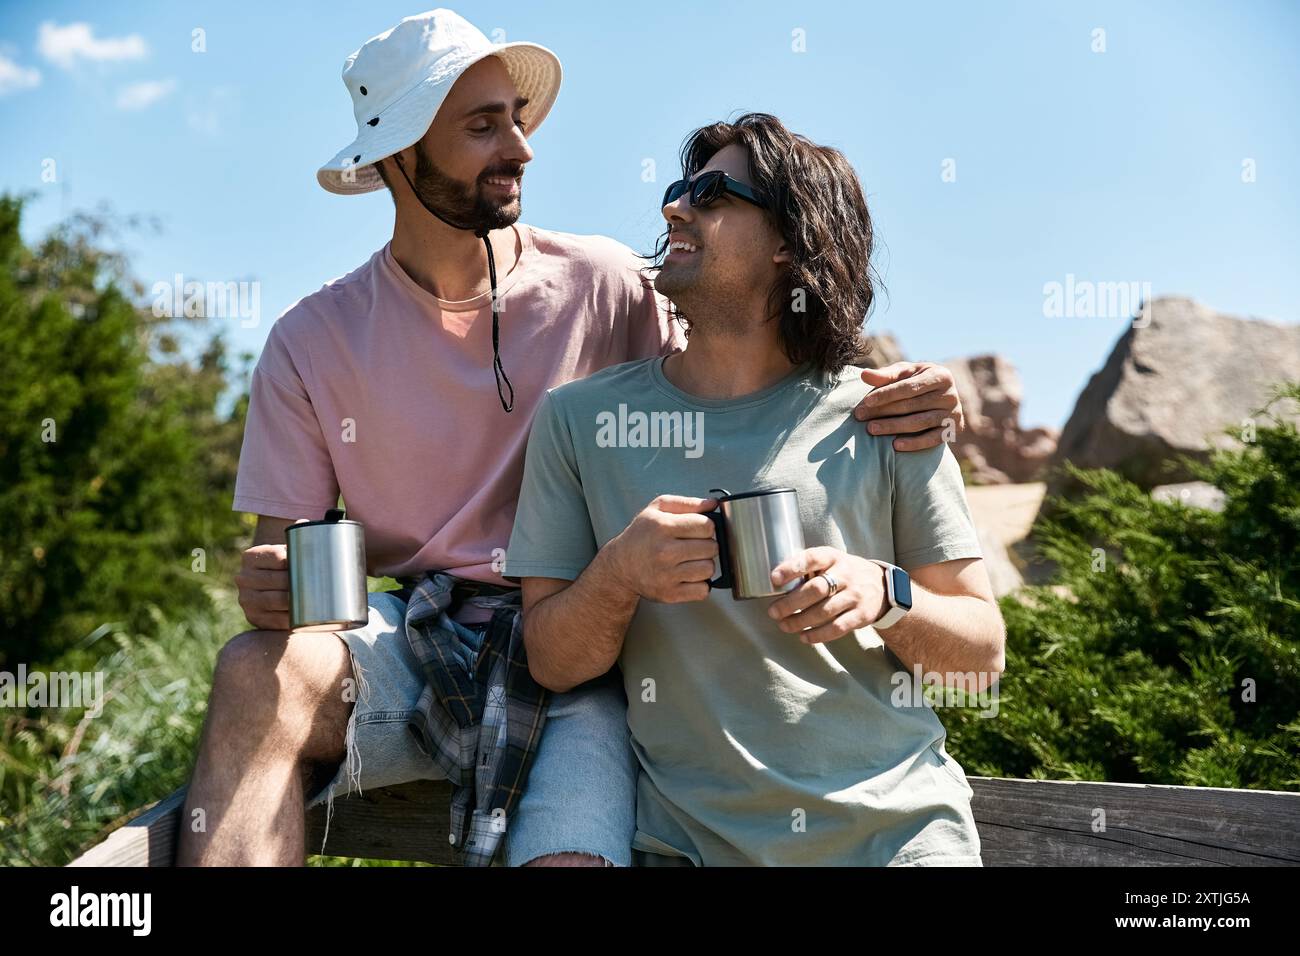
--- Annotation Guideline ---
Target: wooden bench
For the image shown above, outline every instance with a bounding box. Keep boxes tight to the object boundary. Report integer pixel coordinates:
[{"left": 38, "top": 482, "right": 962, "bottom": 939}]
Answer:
[{"left": 68, "top": 776, "right": 1300, "bottom": 866}]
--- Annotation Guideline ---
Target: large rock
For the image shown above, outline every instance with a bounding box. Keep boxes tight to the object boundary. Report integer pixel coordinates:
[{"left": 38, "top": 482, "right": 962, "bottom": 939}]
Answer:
[
  {"left": 965, "top": 483, "right": 1048, "bottom": 595},
  {"left": 946, "top": 355, "right": 1059, "bottom": 484},
  {"left": 858, "top": 334, "right": 1057, "bottom": 483},
  {"left": 1053, "top": 297, "right": 1300, "bottom": 487}
]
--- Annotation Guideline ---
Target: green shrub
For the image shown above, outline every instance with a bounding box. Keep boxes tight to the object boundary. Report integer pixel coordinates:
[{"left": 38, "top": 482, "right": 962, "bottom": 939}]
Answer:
[
  {"left": 0, "top": 195, "right": 249, "bottom": 665},
  {"left": 944, "top": 383, "right": 1300, "bottom": 791}
]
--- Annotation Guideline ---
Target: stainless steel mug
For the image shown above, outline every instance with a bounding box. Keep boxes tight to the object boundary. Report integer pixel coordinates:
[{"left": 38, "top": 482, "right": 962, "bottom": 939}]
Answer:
[
  {"left": 286, "top": 508, "right": 368, "bottom": 632},
  {"left": 706, "top": 487, "right": 807, "bottom": 600}
]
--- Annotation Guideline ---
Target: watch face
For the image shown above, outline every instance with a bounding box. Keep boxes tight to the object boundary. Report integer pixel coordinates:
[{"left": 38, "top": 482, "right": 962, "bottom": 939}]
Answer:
[{"left": 891, "top": 567, "right": 913, "bottom": 609}]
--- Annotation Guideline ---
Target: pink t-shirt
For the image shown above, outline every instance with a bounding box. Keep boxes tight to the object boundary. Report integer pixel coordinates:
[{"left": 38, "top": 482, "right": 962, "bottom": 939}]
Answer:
[{"left": 232, "top": 223, "right": 684, "bottom": 585}]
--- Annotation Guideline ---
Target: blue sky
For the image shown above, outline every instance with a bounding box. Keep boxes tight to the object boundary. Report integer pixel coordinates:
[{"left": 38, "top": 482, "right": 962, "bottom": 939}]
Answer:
[{"left": 2, "top": 0, "right": 1297, "bottom": 429}]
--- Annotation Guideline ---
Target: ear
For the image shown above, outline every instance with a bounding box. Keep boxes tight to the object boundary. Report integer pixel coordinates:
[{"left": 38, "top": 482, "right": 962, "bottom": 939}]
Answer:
[{"left": 773, "top": 240, "right": 793, "bottom": 266}]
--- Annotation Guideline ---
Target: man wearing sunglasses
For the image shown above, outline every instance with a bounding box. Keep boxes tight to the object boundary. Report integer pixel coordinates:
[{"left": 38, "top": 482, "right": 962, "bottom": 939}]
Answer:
[
  {"left": 181, "top": 9, "right": 970, "bottom": 869},
  {"left": 663, "top": 169, "right": 768, "bottom": 209},
  {"left": 506, "top": 113, "right": 1005, "bottom": 866}
]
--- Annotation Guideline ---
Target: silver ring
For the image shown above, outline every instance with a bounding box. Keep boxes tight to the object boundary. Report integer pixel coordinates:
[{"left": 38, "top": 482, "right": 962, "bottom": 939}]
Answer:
[{"left": 817, "top": 572, "right": 840, "bottom": 597}]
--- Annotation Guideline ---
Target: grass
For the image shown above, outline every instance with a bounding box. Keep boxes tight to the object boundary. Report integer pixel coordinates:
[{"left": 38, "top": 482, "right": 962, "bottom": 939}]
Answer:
[
  {"left": 0, "top": 581, "right": 419, "bottom": 867},
  {"left": 0, "top": 590, "right": 242, "bottom": 866}
]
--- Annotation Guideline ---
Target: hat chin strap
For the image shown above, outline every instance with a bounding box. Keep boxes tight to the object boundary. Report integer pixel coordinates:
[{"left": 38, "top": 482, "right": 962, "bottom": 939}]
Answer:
[{"left": 393, "top": 152, "right": 515, "bottom": 414}]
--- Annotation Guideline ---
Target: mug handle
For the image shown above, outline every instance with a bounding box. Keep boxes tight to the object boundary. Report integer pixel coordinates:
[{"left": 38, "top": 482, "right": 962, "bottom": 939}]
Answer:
[{"left": 706, "top": 488, "right": 733, "bottom": 591}]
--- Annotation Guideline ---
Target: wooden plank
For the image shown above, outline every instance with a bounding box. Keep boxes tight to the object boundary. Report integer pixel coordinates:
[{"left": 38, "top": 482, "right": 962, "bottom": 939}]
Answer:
[
  {"left": 68, "top": 776, "right": 1300, "bottom": 867},
  {"left": 968, "top": 777, "right": 1300, "bottom": 866},
  {"left": 304, "top": 780, "right": 458, "bottom": 865},
  {"left": 68, "top": 788, "right": 187, "bottom": 867},
  {"left": 66, "top": 781, "right": 460, "bottom": 867}
]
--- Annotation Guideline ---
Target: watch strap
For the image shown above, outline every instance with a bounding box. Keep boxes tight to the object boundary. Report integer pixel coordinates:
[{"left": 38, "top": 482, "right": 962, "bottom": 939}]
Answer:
[{"left": 875, "top": 604, "right": 908, "bottom": 629}]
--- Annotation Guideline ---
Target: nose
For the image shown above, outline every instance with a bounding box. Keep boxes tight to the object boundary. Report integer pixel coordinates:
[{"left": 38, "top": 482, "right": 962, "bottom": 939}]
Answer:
[
  {"left": 504, "top": 123, "right": 534, "bottom": 165},
  {"left": 662, "top": 190, "right": 692, "bottom": 227}
]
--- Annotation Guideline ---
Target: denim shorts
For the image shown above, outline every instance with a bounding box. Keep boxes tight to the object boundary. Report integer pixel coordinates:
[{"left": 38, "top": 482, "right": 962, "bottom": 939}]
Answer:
[{"left": 304, "top": 591, "right": 639, "bottom": 866}]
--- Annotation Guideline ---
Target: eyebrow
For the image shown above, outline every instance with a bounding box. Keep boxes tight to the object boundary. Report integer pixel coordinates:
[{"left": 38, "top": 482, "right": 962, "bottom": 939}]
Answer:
[{"left": 461, "top": 96, "right": 530, "bottom": 120}]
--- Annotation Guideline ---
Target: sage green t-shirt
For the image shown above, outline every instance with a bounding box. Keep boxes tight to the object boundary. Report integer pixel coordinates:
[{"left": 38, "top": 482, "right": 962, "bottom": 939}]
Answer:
[{"left": 504, "top": 356, "right": 986, "bottom": 865}]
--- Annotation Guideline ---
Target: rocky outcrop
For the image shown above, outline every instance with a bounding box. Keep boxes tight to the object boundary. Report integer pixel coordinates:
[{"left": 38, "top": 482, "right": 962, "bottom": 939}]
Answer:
[
  {"left": 858, "top": 334, "right": 1057, "bottom": 484},
  {"left": 946, "top": 355, "right": 1059, "bottom": 484},
  {"left": 1052, "top": 297, "right": 1300, "bottom": 487},
  {"left": 964, "top": 483, "right": 1049, "bottom": 596}
]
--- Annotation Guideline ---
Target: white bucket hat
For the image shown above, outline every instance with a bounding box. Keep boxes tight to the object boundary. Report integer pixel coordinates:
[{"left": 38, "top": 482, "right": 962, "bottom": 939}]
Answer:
[{"left": 317, "top": 8, "right": 562, "bottom": 195}]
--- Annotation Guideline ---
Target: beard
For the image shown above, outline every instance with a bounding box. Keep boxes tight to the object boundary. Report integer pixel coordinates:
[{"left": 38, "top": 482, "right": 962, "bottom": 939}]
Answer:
[
  {"left": 652, "top": 253, "right": 698, "bottom": 301},
  {"left": 409, "top": 143, "right": 522, "bottom": 233},
  {"left": 654, "top": 252, "right": 752, "bottom": 337}
]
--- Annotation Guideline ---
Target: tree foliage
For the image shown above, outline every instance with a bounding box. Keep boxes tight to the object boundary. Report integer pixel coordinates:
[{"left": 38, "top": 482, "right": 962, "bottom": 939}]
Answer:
[{"left": 0, "top": 195, "right": 249, "bottom": 665}]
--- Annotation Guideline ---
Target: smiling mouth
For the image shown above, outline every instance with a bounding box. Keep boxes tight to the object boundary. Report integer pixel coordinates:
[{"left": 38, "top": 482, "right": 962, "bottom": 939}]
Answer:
[
  {"left": 667, "top": 239, "right": 699, "bottom": 256},
  {"left": 483, "top": 175, "right": 521, "bottom": 193}
]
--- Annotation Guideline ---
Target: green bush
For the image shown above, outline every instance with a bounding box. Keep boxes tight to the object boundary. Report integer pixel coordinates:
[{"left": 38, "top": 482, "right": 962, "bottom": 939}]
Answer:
[
  {"left": 944, "top": 383, "right": 1300, "bottom": 791},
  {"left": 0, "top": 195, "right": 249, "bottom": 666}
]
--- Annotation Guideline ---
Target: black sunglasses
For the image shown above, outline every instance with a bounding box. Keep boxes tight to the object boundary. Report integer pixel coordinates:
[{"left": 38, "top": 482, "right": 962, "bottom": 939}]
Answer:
[{"left": 662, "top": 170, "right": 768, "bottom": 210}]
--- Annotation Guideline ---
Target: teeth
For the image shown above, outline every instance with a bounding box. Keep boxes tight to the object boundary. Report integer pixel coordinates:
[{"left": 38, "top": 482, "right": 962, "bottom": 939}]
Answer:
[
  {"left": 669, "top": 241, "right": 697, "bottom": 253},
  {"left": 485, "top": 177, "right": 517, "bottom": 186}
]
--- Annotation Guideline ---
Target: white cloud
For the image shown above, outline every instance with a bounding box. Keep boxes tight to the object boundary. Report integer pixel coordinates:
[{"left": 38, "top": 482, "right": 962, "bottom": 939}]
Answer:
[
  {"left": 0, "top": 54, "right": 41, "bottom": 95},
  {"left": 38, "top": 21, "right": 147, "bottom": 69},
  {"left": 116, "top": 78, "right": 175, "bottom": 111}
]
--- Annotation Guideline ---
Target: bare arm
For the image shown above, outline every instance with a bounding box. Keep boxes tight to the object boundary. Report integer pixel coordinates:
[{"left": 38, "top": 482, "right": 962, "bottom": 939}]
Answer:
[
  {"left": 872, "top": 558, "right": 1004, "bottom": 690},
  {"left": 768, "top": 551, "right": 1005, "bottom": 692},
  {"left": 521, "top": 549, "right": 640, "bottom": 694},
  {"left": 520, "top": 494, "right": 719, "bottom": 693},
  {"left": 252, "top": 514, "right": 294, "bottom": 547}
]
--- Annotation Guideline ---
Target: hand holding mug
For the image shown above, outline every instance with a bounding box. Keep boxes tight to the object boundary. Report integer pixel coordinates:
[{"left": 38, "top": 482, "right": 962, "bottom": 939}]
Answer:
[
  {"left": 235, "top": 518, "right": 310, "bottom": 631},
  {"left": 766, "top": 547, "right": 889, "bottom": 644},
  {"left": 608, "top": 495, "right": 719, "bottom": 604}
]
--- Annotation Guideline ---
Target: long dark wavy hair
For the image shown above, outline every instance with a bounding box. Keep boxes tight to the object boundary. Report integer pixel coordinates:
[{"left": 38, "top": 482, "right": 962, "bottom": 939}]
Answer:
[{"left": 642, "top": 112, "right": 881, "bottom": 375}]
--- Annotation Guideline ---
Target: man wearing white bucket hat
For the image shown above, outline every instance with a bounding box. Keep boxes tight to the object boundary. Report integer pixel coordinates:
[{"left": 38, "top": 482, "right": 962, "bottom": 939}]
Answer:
[{"left": 178, "top": 8, "right": 969, "bottom": 867}]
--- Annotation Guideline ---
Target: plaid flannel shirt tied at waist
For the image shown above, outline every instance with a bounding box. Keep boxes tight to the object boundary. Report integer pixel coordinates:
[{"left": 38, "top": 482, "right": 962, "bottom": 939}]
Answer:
[{"left": 398, "top": 571, "right": 550, "bottom": 866}]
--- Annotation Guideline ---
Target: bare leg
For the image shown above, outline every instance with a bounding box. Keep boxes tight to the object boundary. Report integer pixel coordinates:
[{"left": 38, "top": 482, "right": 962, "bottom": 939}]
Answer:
[{"left": 176, "top": 629, "right": 354, "bottom": 866}]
